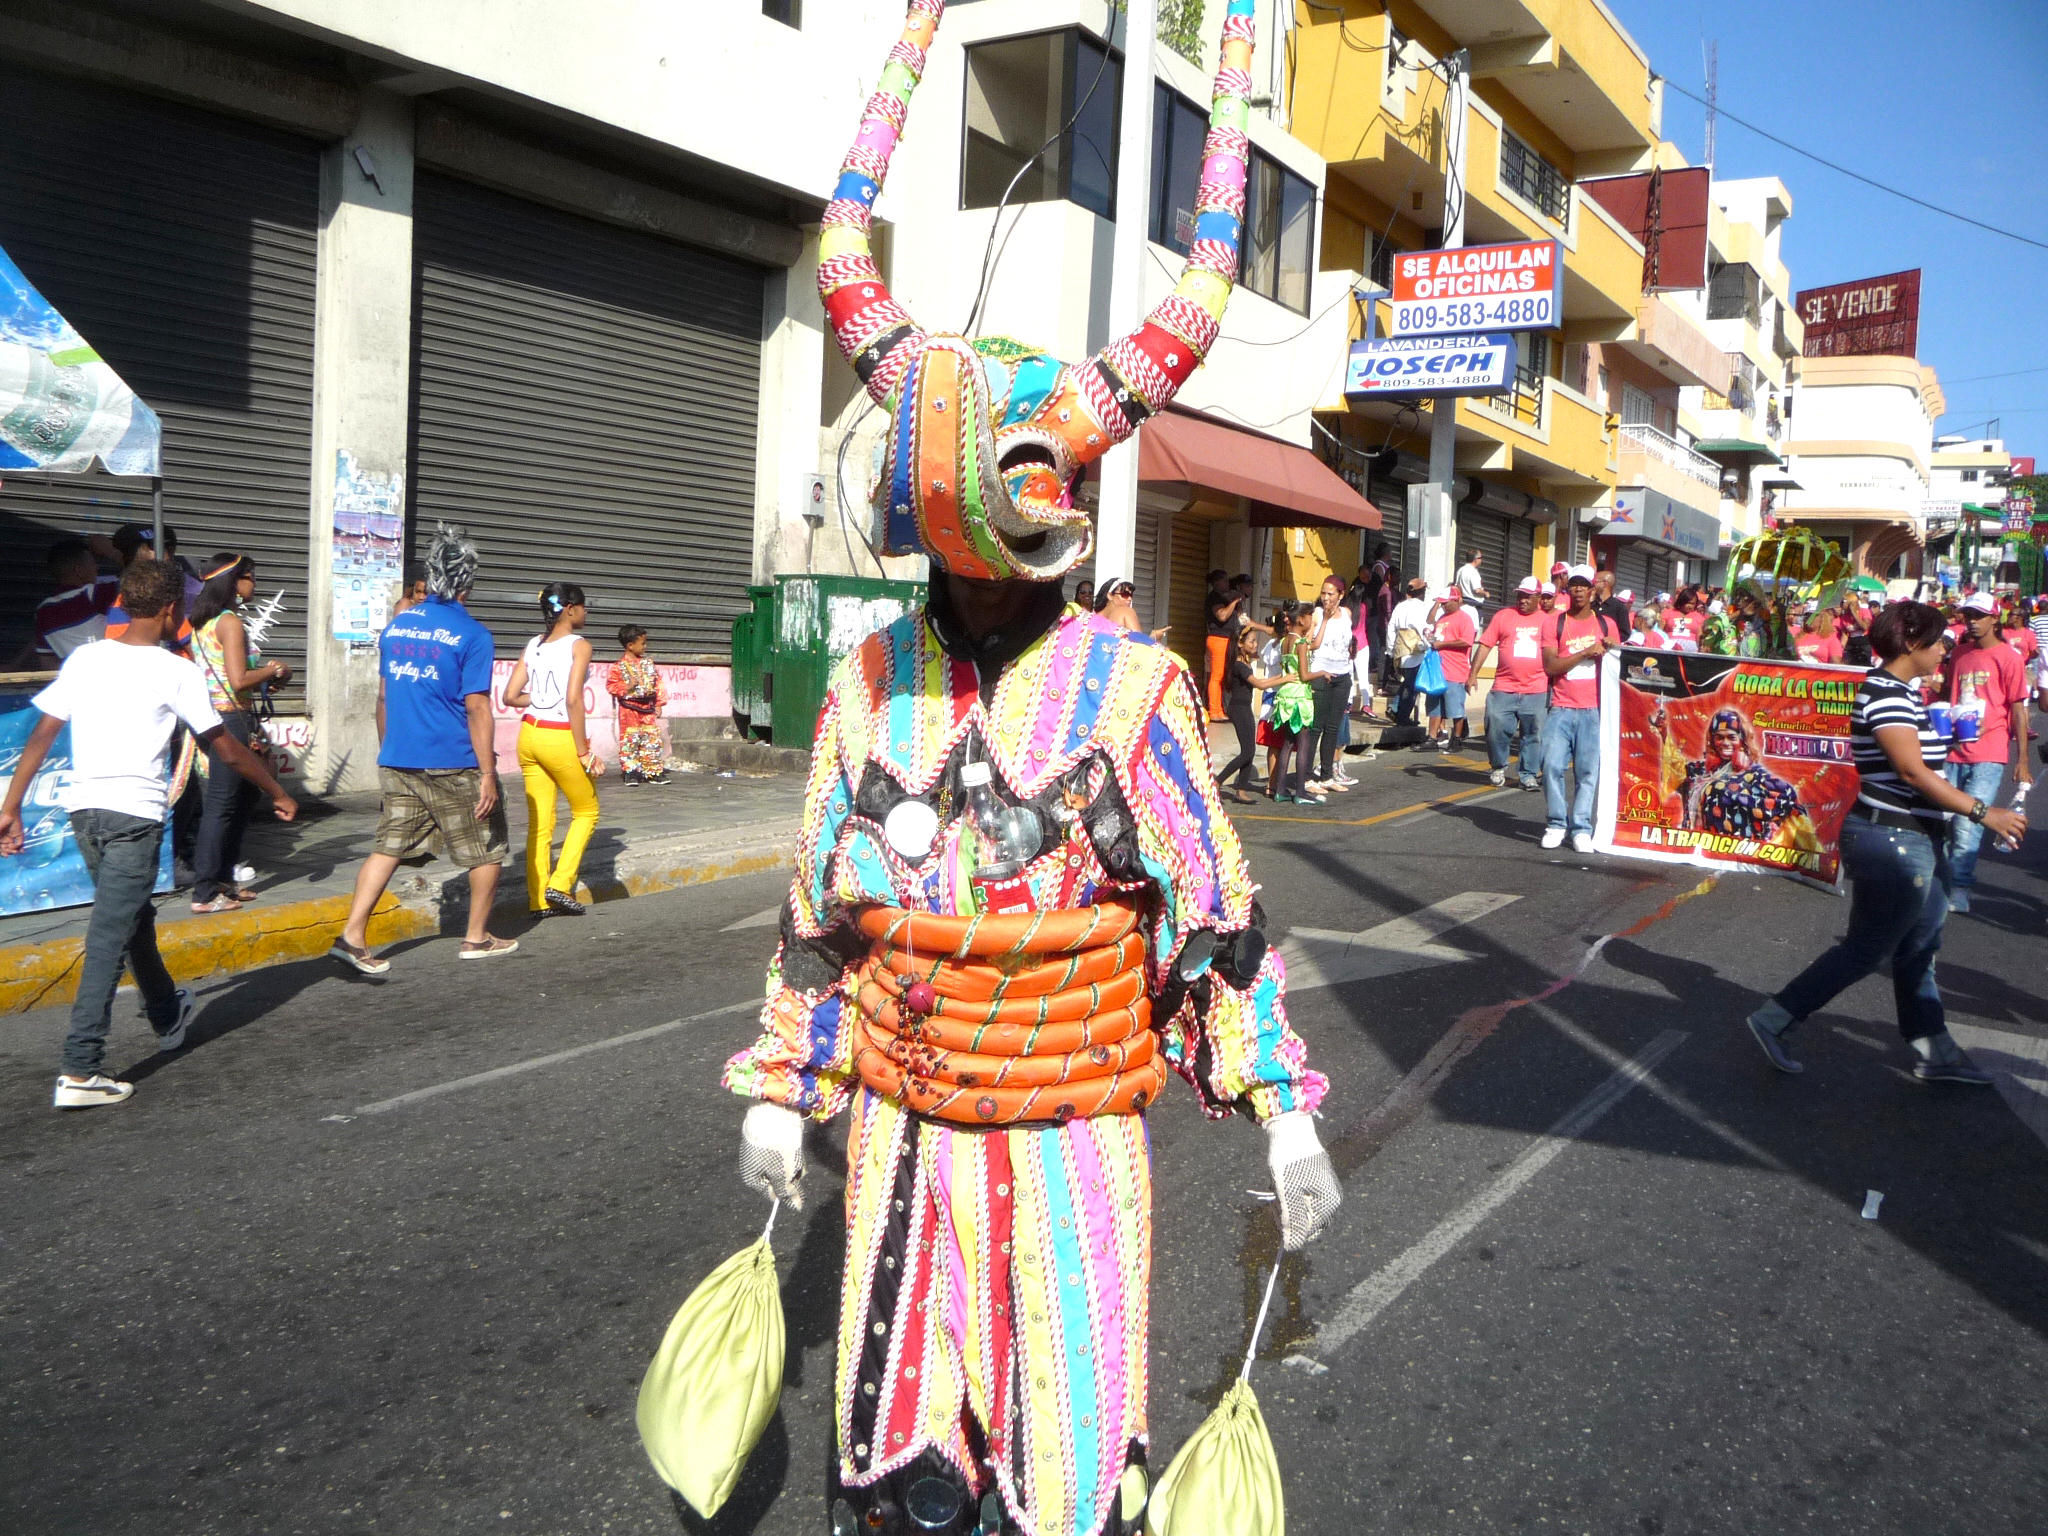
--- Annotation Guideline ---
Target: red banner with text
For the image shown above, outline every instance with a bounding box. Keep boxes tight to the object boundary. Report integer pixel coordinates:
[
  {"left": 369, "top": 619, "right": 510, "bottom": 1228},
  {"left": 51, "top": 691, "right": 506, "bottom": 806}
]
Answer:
[{"left": 1595, "top": 649, "right": 1863, "bottom": 890}]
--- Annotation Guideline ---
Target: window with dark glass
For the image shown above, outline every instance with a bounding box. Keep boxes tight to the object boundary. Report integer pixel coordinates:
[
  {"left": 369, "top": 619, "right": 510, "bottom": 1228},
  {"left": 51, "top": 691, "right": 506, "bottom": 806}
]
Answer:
[
  {"left": 1149, "top": 84, "right": 1210, "bottom": 253},
  {"left": 1244, "top": 149, "right": 1314, "bottom": 315},
  {"left": 962, "top": 30, "right": 1120, "bottom": 220},
  {"left": 1501, "top": 332, "right": 1546, "bottom": 425},
  {"left": 1365, "top": 232, "right": 1399, "bottom": 292},
  {"left": 1499, "top": 128, "right": 1569, "bottom": 226}
]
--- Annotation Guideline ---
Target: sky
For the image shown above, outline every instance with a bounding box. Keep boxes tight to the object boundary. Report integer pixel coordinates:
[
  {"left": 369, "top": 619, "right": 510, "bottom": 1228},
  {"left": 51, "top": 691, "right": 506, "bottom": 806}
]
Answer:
[{"left": 1603, "top": 0, "right": 2048, "bottom": 453}]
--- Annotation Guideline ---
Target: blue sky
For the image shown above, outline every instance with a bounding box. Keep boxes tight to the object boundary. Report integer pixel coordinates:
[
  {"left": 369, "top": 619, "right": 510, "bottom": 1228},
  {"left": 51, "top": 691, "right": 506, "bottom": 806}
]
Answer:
[{"left": 1604, "top": 0, "right": 2048, "bottom": 454}]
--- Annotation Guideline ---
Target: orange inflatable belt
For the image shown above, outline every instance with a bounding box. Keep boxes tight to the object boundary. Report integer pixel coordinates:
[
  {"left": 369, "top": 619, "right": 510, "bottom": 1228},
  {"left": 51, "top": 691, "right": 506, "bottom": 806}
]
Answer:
[{"left": 850, "top": 900, "right": 1165, "bottom": 1126}]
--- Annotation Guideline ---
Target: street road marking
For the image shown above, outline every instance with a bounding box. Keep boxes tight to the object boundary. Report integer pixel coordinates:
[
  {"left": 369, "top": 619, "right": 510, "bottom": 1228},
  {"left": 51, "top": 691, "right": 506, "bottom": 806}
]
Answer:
[
  {"left": 723, "top": 906, "right": 783, "bottom": 931},
  {"left": 1281, "top": 892, "right": 1521, "bottom": 992},
  {"left": 1949, "top": 1022, "right": 2048, "bottom": 1153},
  {"left": 1287, "top": 1028, "right": 1688, "bottom": 1367},
  {"left": 1237, "top": 780, "right": 1505, "bottom": 827},
  {"left": 349, "top": 999, "right": 760, "bottom": 1116}
]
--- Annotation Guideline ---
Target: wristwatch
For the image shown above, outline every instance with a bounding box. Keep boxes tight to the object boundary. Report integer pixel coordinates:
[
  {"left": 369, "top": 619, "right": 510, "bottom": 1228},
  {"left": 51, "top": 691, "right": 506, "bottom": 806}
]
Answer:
[{"left": 1967, "top": 798, "right": 1988, "bottom": 824}]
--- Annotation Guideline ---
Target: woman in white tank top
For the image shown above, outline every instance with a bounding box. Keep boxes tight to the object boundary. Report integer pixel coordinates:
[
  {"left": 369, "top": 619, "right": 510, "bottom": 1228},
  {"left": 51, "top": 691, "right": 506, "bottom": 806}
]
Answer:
[{"left": 503, "top": 582, "right": 599, "bottom": 916}]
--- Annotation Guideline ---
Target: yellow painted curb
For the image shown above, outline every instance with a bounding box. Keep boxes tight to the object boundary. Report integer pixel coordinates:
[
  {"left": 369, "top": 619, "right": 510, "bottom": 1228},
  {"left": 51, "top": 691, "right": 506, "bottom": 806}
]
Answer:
[{"left": 0, "top": 893, "right": 432, "bottom": 1017}]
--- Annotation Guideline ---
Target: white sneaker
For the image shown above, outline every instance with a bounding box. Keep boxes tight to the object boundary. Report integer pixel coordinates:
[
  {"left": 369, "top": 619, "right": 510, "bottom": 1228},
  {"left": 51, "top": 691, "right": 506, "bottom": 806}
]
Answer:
[
  {"left": 156, "top": 987, "right": 197, "bottom": 1052},
  {"left": 1540, "top": 827, "right": 1566, "bottom": 850},
  {"left": 54, "top": 1073, "right": 134, "bottom": 1109},
  {"left": 232, "top": 863, "right": 256, "bottom": 884},
  {"left": 1332, "top": 770, "right": 1357, "bottom": 786},
  {"left": 1487, "top": 768, "right": 1506, "bottom": 786},
  {"left": 1571, "top": 832, "right": 1595, "bottom": 854}
]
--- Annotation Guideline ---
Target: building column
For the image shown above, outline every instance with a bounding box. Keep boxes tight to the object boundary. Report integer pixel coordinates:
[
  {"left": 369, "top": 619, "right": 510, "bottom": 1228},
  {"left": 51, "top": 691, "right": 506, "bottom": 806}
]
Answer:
[
  {"left": 303, "top": 88, "right": 415, "bottom": 793},
  {"left": 755, "top": 225, "right": 829, "bottom": 579}
]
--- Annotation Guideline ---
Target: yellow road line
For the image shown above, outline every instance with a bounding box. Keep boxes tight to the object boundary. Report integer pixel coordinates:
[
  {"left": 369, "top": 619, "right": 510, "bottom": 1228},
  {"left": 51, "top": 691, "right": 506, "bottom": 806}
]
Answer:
[{"left": 1237, "top": 780, "right": 1503, "bottom": 827}]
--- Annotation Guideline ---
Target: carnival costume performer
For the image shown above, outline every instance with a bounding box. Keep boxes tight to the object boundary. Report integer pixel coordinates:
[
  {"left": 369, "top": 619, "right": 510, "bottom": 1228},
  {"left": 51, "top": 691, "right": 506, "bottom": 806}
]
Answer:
[
  {"left": 1653, "top": 704, "right": 1815, "bottom": 845},
  {"left": 720, "top": 5, "right": 1339, "bottom": 1534}
]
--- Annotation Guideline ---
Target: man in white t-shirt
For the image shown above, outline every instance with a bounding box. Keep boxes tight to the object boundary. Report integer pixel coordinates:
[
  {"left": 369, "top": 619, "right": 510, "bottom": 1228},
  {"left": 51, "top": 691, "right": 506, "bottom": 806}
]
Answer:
[
  {"left": 0, "top": 561, "right": 296, "bottom": 1109},
  {"left": 1455, "top": 549, "right": 1488, "bottom": 605}
]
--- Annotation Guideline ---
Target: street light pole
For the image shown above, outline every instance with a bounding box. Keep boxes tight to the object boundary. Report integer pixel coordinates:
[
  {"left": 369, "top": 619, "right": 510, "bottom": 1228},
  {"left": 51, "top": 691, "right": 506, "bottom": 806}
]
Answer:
[
  {"left": 1094, "top": 0, "right": 1156, "bottom": 594},
  {"left": 1419, "top": 49, "right": 1469, "bottom": 595}
]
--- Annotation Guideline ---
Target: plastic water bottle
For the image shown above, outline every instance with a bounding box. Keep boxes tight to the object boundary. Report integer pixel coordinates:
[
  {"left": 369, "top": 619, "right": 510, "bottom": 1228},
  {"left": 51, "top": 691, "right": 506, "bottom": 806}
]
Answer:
[
  {"left": 960, "top": 761, "right": 1039, "bottom": 881},
  {"left": 1996, "top": 782, "right": 2028, "bottom": 853}
]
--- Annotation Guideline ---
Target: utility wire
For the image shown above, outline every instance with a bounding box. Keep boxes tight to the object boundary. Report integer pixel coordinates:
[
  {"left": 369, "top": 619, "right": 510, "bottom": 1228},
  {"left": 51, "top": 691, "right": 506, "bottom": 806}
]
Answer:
[
  {"left": 1656, "top": 77, "right": 2048, "bottom": 254},
  {"left": 1939, "top": 364, "right": 2048, "bottom": 386}
]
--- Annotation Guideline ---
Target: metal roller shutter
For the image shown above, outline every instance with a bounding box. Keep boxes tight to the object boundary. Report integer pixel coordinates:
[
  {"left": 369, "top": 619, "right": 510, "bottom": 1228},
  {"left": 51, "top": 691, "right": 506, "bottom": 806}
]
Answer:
[
  {"left": 1505, "top": 516, "right": 1537, "bottom": 591},
  {"left": 0, "top": 65, "right": 319, "bottom": 667},
  {"left": 1614, "top": 543, "right": 1653, "bottom": 601},
  {"left": 1166, "top": 509, "right": 1211, "bottom": 673},
  {"left": 409, "top": 173, "right": 765, "bottom": 657},
  {"left": 1128, "top": 506, "right": 1162, "bottom": 630},
  {"left": 1645, "top": 551, "right": 1675, "bottom": 598},
  {"left": 1371, "top": 481, "right": 1410, "bottom": 577}
]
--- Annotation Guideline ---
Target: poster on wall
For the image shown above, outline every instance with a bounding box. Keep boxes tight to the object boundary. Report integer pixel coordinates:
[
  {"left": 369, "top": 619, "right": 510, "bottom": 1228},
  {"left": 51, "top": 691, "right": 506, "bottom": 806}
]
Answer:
[
  {"left": 1594, "top": 648, "right": 1862, "bottom": 891},
  {"left": 0, "top": 699, "right": 171, "bottom": 916},
  {"left": 330, "top": 449, "right": 405, "bottom": 644}
]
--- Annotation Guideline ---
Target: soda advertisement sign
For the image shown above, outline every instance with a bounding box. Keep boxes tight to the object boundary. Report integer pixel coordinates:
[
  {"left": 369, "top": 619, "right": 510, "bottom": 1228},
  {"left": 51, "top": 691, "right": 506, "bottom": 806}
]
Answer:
[
  {"left": 1386, "top": 240, "right": 1562, "bottom": 338},
  {"left": 1595, "top": 650, "right": 1861, "bottom": 891},
  {"left": 1343, "top": 333, "right": 1517, "bottom": 398},
  {"left": 1794, "top": 269, "right": 1921, "bottom": 359}
]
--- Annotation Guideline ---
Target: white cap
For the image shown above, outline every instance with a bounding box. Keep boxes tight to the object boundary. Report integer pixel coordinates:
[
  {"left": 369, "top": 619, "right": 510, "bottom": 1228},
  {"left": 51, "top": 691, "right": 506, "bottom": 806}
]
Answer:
[
  {"left": 1567, "top": 564, "right": 1596, "bottom": 585},
  {"left": 1516, "top": 576, "right": 1542, "bottom": 594},
  {"left": 960, "top": 761, "right": 992, "bottom": 786},
  {"left": 1618, "top": 589, "right": 1634, "bottom": 604},
  {"left": 1960, "top": 591, "right": 1998, "bottom": 615},
  {"left": 1540, "top": 581, "right": 1557, "bottom": 595}
]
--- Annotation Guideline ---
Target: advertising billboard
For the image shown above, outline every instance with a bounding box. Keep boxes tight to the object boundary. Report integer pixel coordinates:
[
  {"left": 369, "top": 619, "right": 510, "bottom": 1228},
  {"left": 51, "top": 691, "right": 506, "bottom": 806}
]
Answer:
[
  {"left": 1386, "top": 240, "right": 1563, "bottom": 338},
  {"left": 1580, "top": 167, "right": 1711, "bottom": 291},
  {"left": 1343, "top": 333, "right": 1516, "bottom": 398},
  {"left": 1794, "top": 269, "right": 1921, "bottom": 359}
]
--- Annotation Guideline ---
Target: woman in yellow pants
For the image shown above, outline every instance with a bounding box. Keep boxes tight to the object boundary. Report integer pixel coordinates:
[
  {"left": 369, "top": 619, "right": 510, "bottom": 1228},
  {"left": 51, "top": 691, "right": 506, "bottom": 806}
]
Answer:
[{"left": 503, "top": 582, "right": 600, "bottom": 916}]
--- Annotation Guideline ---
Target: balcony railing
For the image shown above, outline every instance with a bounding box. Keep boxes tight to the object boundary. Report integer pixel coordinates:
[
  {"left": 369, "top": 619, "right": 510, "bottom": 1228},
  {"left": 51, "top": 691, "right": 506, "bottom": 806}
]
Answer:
[{"left": 1618, "top": 422, "right": 1720, "bottom": 488}]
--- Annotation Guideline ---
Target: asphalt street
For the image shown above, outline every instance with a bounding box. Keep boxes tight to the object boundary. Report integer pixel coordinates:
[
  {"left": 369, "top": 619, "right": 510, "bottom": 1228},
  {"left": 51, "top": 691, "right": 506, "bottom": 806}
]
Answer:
[{"left": 4, "top": 743, "right": 2046, "bottom": 1536}]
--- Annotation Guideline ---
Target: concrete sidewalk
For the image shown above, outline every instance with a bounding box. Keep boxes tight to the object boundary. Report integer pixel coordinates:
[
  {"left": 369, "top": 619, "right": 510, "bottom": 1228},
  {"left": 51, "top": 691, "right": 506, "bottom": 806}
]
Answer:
[{"left": 0, "top": 766, "right": 805, "bottom": 1015}]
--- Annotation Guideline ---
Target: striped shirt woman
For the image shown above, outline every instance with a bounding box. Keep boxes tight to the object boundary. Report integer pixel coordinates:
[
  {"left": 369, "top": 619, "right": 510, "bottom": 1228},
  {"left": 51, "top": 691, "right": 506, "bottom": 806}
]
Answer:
[{"left": 1850, "top": 668, "right": 1948, "bottom": 827}]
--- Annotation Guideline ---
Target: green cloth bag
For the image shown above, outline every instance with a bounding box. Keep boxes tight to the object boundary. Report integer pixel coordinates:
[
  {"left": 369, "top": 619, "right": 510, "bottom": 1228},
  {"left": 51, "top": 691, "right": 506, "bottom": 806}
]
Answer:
[
  {"left": 636, "top": 1230, "right": 785, "bottom": 1519},
  {"left": 1143, "top": 1378, "right": 1285, "bottom": 1536}
]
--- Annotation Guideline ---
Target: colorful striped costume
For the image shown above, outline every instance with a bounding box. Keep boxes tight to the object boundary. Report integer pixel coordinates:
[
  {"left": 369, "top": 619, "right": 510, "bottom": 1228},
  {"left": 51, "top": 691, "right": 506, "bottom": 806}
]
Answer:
[{"left": 722, "top": 5, "right": 1328, "bottom": 1532}]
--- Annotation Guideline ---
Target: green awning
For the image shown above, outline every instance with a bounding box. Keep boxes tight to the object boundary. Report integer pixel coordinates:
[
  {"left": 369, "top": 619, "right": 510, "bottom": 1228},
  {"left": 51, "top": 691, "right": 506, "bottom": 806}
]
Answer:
[{"left": 1694, "top": 438, "right": 1783, "bottom": 466}]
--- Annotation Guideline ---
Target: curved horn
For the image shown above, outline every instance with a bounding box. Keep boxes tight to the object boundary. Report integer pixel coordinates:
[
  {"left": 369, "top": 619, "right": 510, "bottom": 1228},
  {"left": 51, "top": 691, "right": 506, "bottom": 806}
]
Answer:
[
  {"left": 1072, "top": 0, "right": 1257, "bottom": 464},
  {"left": 817, "top": 0, "right": 942, "bottom": 410}
]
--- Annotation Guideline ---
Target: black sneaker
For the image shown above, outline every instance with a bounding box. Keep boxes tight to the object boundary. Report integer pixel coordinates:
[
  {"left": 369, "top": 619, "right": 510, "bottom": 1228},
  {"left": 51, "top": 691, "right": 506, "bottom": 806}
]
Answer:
[
  {"left": 1747, "top": 1010, "right": 1803, "bottom": 1074},
  {"left": 621, "top": 771, "right": 643, "bottom": 788},
  {"left": 1913, "top": 1055, "right": 1994, "bottom": 1086},
  {"left": 544, "top": 887, "right": 587, "bottom": 916}
]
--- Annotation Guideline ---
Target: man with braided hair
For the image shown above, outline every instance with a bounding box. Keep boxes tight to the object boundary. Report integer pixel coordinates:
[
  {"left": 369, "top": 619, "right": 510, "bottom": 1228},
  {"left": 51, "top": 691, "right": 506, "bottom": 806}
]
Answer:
[{"left": 720, "top": 4, "right": 1337, "bottom": 1533}]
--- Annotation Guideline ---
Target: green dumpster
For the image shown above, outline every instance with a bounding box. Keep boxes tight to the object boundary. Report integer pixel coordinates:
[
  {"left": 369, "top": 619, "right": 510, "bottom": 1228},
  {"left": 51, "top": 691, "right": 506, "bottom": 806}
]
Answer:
[{"left": 730, "top": 574, "right": 925, "bottom": 746}]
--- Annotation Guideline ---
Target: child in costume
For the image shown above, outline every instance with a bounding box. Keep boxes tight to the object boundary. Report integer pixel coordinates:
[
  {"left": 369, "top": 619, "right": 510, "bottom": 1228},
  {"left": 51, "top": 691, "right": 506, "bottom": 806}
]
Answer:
[
  {"left": 608, "top": 624, "right": 669, "bottom": 786},
  {"left": 721, "top": 5, "right": 1339, "bottom": 1534}
]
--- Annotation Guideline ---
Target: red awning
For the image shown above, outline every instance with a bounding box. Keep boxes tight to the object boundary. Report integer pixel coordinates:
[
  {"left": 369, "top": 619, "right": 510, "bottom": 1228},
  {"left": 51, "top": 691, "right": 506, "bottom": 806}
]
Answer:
[{"left": 1137, "top": 409, "right": 1380, "bottom": 530}]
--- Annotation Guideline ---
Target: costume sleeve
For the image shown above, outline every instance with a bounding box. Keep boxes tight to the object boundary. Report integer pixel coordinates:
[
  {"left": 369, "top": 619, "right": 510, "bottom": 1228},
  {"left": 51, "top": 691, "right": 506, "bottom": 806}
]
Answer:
[
  {"left": 604, "top": 664, "right": 627, "bottom": 699},
  {"left": 720, "top": 661, "right": 864, "bottom": 1121},
  {"left": 1130, "top": 662, "right": 1328, "bottom": 1124}
]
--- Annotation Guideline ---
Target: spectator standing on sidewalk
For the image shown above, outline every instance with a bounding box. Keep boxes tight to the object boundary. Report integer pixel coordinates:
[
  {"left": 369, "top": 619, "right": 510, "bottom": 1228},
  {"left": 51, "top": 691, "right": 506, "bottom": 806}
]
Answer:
[
  {"left": 1943, "top": 590, "right": 2033, "bottom": 914},
  {"left": 1388, "top": 575, "right": 1432, "bottom": 726},
  {"left": 1454, "top": 549, "right": 1488, "bottom": 607},
  {"left": 1539, "top": 566, "right": 1622, "bottom": 853},
  {"left": 187, "top": 554, "right": 294, "bottom": 913},
  {"left": 0, "top": 560, "right": 295, "bottom": 1109},
  {"left": 504, "top": 582, "right": 601, "bottom": 918},
  {"left": 1303, "top": 575, "right": 1356, "bottom": 790},
  {"left": 332, "top": 525, "right": 516, "bottom": 973},
  {"left": 1214, "top": 625, "right": 1271, "bottom": 806},
  {"left": 1592, "top": 568, "right": 1631, "bottom": 636},
  {"left": 1746, "top": 601, "right": 2024, "bottom": 1083},
  {"left": 1424, "top": 586, "right": 1478, "bottom": 752},
  {"left": 608, "top": 623, "right": 670, "bottom": 787},
  {"left": 25, "top": 538, "right": 122, "bottom": 665},
  {"left": 1472, "top": 576, "right": 1549, "bottom": 789},
  {"left": 1202, "top": 569, "right": 1237, "bottom": 721}
]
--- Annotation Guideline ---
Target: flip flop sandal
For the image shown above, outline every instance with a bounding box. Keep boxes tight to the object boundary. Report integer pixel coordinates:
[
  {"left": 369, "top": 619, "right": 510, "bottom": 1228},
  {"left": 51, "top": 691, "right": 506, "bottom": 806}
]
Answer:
[
  {"left": 329, "top": 939, "right": 391, "bottom": 976},
  {"left": 458, "top": 937, "right": 520, "bottom": 960},
  {"left": 190, "top": 896, "right": 242, "bottom": 914}
]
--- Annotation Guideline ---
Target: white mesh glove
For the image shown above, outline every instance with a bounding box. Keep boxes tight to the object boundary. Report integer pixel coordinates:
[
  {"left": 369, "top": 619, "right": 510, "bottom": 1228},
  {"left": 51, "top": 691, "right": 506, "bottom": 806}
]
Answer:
[
  {"left": 739, "top": 1101, "right": 807, "bottom": 1210},
  {"left": 1266, "top": 1110, "right": 1341, "bottom": 1251}
]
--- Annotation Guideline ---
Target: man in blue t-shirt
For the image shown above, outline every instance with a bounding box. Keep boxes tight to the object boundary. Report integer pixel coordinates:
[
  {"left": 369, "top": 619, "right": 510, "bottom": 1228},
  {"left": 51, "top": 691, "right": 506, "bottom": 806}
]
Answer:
[{"left": 331, "top": 525, "right": 517, "bottom": 972}]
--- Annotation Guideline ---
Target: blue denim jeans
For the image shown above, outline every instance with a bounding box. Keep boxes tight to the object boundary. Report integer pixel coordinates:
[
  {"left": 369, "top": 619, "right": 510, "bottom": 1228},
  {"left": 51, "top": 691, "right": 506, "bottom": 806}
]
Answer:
[
  {"left": 1427, "top": 679, "right": 1468, "bottom": 731},
  {"left": 1394, "top": 664, "right": 1420, "bottom": 725},
  {"left": 1541, "top": 705, "right": 1600, "bottom": 834},
  {"left": 1943, "top": 759, "right": 2007, "bottom": 893},
  {"left": 65, "top": 809, "right": 180, "bottom": 1075},
  {"left": 1774, "top": 814, "right": 1951, "bottom": 1043},
  {"left": 1486, "top": 689, "right": 1547, "bottom": 785}
]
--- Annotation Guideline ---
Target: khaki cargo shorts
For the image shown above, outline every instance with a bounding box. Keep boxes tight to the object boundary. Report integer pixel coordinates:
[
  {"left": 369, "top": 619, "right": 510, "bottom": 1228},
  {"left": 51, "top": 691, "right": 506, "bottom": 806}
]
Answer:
[{"left": 373, "top": 767, "right": 508, "bottom": 868}]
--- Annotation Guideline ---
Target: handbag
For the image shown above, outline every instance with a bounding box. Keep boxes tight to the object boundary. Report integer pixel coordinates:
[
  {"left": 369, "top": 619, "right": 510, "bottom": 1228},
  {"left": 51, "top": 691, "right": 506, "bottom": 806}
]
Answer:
[
  {"left": 1391, "top": 625, "right": 1424, "bottom": 662},
  {"left": 1415, "top": 648, "right": 1448, "bottom": 696}
]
